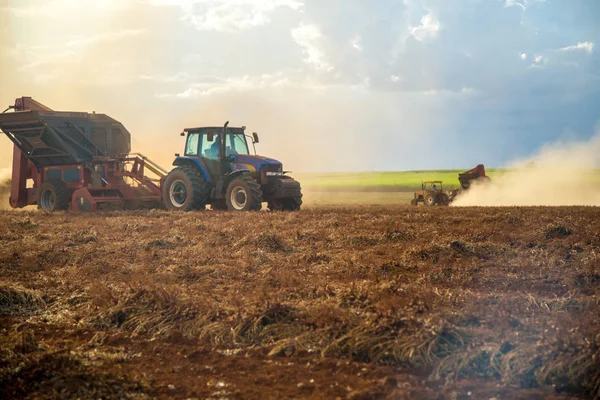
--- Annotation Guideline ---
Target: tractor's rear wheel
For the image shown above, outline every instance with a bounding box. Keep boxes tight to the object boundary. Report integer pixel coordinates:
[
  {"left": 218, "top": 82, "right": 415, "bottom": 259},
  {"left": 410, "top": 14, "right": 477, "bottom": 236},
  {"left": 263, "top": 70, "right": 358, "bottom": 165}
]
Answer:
[
  {"left": 437, "top": 193, "right": 450, "bottom": 206},
  {"left": 38, "top": 178, "right": 70, "bottom": 211},
  {"left": 225, "top": 174, "right": 262, "bottom": 211},
  {"left": 268, "top": 195, "right": 303, "bottom": 212},
  {"left": 162, "top": 166, "right": 210, "bottom": 211},
  {"left": 424, "top": 193, "right": 436, "bottom": 207}
]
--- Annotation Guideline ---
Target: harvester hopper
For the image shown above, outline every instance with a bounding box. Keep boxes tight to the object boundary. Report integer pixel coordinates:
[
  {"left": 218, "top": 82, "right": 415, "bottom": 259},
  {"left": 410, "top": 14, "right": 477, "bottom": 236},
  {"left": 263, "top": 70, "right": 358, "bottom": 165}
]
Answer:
[
  {"left": 0, "top": 100, "right": 130, "bottom": 166},
  {"left": 458, "top": 164, "right": 490, "bottom": 189}
]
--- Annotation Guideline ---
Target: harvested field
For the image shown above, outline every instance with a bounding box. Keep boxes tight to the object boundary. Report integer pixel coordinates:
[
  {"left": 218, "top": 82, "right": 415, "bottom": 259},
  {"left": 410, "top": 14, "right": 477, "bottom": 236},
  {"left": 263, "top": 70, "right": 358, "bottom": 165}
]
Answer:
[{"left": 0, "top": 206, "right": 599, "bottom": 399}]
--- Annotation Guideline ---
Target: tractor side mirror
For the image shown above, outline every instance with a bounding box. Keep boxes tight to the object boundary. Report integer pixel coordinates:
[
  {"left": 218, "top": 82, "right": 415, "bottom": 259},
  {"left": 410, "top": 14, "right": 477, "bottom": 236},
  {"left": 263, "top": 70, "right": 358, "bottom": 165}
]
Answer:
[
  {"left": 207, "top": 132, "right": 214, "bottom": 142},
  {"left": 180, "top": 132, "right": 185, "bottom": 136},
  {"left": 252, "top": 132, "right": 259, "bottom": 143}
]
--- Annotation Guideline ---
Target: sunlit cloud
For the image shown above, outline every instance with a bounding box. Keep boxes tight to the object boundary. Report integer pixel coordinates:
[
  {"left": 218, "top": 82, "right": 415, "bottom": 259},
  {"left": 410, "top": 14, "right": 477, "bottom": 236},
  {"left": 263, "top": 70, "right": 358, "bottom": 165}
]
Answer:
[
  {"left": 504, "top": 0, "right": 525, "bottom": 10},
  {"left": 64, "top": 29, "right": 146, "bottom": 47},
  {"left": 6, "top": 0, "right": 133, "bottom": 17},
  {"left": 147, "top": 0, "right": 303, "bottom": 32},
  {"left": 409, "top": 10, "right": 440, "bottom": 41},
  {"left": 291, "top": 24, "right": 334, "bottom": 72},
  {"left": 559, "top": 41, "right": 594, "bottom": 54}
]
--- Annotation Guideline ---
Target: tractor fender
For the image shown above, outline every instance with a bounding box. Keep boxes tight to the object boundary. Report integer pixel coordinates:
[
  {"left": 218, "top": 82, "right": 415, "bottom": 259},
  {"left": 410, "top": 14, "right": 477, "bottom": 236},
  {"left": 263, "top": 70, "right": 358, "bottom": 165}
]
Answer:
[
  {"left": 211, "top": 169, "right": 252, "bottom": 199},
  {"left": 223, "top": 169, "right": 251, "bottom": 188},
  {"left": 172, "top": 157, "right": 212, "bottom": 182}
]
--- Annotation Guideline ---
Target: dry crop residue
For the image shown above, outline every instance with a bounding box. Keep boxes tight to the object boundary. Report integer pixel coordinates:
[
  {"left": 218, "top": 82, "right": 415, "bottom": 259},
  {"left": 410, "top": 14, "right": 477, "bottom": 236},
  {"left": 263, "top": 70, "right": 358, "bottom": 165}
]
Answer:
[{"left": 0, "top": 206, "right": 599, "bottom": 399}]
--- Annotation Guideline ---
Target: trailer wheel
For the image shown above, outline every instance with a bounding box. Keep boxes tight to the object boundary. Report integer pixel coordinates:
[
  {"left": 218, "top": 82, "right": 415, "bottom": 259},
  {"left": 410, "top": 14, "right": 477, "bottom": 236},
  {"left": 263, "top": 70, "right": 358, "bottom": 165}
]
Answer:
[
  {"left": 38, "top": 178, "right": 70, "bottom": 211},
  {"left": 268, "top": 194, "right": 303, "bottom": 212},
  {"left": 225, "top": 174, "right": 262, "bottom": 211},
  {"left": 424, "top": 193, "right": 436, "bottom": 207},
  {"left": 162, "top": 166, "right": 210, "bottom": 211}
]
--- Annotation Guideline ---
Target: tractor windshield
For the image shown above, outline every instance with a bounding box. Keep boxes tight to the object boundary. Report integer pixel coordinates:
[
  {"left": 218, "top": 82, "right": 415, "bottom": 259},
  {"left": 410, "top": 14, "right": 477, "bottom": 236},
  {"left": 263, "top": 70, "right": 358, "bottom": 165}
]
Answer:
[{"left": 228, "top": 132, "right": 250, "bottom": 156}]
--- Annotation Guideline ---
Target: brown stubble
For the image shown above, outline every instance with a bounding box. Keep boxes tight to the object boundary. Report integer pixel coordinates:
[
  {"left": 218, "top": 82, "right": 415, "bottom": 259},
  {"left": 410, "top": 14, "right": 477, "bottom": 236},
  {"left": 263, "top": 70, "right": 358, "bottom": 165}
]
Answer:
[{"left": 0, "top": 205, "right": 599, "bottom": 399}]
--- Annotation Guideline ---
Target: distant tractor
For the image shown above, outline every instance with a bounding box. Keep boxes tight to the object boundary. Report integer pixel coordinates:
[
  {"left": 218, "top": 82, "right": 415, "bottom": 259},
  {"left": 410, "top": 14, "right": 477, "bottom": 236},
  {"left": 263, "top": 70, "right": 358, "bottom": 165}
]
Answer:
[
  {"left": 411, "top": 181, "right": 452, "bottom": 206},
  {"left": 162, "top": 122, "right": 302, "bottom": 212},
  {"left": 409, "top": 165, "right": 491, "bottom": 207}
]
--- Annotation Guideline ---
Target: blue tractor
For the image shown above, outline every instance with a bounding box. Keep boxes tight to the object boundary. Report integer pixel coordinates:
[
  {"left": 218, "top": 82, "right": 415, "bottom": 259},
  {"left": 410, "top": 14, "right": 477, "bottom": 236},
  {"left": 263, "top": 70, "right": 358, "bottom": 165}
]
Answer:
[{"left": 162, "top": 122, "right": 302, "bottom": 212}]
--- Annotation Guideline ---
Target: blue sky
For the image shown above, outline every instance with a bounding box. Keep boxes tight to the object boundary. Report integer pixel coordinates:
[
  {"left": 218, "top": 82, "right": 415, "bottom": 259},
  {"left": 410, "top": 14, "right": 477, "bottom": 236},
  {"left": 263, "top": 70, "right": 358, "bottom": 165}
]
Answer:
[{"left": 0, "top": 0, "right": 599, "bottom": 173}]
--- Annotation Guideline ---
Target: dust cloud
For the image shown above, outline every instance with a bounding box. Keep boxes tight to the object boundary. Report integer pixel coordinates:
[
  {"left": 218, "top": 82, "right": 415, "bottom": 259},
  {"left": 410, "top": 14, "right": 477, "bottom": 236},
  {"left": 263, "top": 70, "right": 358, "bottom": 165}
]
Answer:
[
  {"left": 0, "top": 168, "right": 10, "bottom": 210},
  {"left": 452, "top": 132, "right": 600, "bottom": 206}
]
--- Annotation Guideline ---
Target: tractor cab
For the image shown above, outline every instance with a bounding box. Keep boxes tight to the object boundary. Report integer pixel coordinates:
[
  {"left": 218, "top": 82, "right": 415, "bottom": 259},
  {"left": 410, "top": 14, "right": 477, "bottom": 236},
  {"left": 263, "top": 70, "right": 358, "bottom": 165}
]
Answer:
[
  {"left": 181, "top": 126, "right": 258, "bottom": 179},
  {"left": 422, "top": 181, "right": 443, "bottom": 192}
]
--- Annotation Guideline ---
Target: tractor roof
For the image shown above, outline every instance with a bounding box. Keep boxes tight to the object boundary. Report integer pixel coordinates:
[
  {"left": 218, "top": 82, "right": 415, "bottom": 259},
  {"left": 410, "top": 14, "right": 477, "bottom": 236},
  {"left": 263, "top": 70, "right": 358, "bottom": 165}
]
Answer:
[{"left": 183, "top": 126, "right": 245, "bottom": 133}]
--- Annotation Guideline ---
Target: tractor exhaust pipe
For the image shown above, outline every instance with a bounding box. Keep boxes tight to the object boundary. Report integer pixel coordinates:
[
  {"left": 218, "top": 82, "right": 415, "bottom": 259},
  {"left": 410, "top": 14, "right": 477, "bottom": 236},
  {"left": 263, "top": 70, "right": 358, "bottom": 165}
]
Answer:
[{"left": 221, "top": 121, "right": 229, "bottom": 161}]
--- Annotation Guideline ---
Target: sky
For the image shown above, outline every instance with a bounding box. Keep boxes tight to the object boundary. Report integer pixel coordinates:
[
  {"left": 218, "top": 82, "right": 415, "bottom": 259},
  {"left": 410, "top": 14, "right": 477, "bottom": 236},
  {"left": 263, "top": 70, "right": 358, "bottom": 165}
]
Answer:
[{"left": 0, "top": 0, "right": 599, "bottom": 174}]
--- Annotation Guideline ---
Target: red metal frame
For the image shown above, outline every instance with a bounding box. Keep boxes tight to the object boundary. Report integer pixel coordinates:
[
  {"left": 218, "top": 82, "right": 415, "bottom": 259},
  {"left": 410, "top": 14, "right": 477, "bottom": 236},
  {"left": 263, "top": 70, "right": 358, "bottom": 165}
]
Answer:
[
  {"left": 41, "top": 158, "right": 164, "bottom": 211},
  {"left": 9, "top": 146, "right": 33, "bottom": 208}
]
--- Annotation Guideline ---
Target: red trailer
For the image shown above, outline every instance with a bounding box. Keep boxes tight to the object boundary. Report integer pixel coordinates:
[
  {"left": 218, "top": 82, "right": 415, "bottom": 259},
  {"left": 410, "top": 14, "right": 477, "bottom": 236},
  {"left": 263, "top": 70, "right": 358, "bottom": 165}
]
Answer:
[{"left": 0, "top": 97, "right": 166, "bottom": 211}]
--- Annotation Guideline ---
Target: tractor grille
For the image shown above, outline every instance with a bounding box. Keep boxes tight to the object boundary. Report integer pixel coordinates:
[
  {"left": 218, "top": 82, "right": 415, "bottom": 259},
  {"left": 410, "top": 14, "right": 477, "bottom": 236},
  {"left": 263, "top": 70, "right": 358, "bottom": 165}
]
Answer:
[
  {"left": 260, "top": 164, "right": 282, "bottom": 183},
  {"left": 261, "top": 164, "right": 282, "bottom": 173}
]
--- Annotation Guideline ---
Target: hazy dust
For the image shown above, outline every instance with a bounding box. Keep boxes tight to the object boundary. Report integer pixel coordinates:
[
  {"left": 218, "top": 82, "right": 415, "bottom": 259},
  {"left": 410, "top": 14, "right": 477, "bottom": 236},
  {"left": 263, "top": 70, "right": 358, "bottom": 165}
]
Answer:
[
  {"left": 453, "top": 132, "right": 600, "bottom": 206},
  {"left": 0, "top": 178, "right": 10, "bottom": 211}
]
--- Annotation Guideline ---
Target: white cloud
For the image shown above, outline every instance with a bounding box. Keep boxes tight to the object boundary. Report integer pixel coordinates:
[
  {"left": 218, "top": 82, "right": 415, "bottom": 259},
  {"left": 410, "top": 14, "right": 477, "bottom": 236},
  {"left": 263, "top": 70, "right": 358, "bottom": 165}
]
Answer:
[
  {"left": 156, "top": 73, "right": 293, "bottom": 98},
  {"left": 139, "top": 72, "right": 190, "bottom": 83},
  {"left": 65, "top": 29, "right": 146, "bottom": 47},
  {"left": 504, "top": 0, "right": 525, "bottom": 10},
  {"left": 6, "top": 29, "right": 146, "bottom": 84},
  {"left": 528, "top": 54, "right": 547, "bottom": 69},
  {"left": 409, "top": 10, "right": 440, "bottom": 41},
  {"left": 154, "top": 72, "right": 379, "bottom": 99},
  {"left": 291, "top": 24, "right": 334, "bottom": 72},
  {"left": 559, "top": 41, "right": 594, "bottom": 54},
  {"left": 520, "top": 53, "right": 527, "bottom": 60},
  {"left": 504, "top": 0, "right": 548, "bottom": 12},
  {"left": 7, "top": 0, "right": 132, "bottom": 17},
  {"left": 419, "top": 87, "right": 477, "bottom": 98},
  {"left": 150, "top": 0, "right": 303, "bottom": 32},
  {"left": 350, "top": 36, "right": 363, "bottom": 52}
]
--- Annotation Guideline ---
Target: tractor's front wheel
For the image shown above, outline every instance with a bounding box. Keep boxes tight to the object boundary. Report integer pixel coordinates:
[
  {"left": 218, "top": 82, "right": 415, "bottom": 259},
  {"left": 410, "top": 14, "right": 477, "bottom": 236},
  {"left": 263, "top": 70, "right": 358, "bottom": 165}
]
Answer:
[
  {"left": 268, "top": 195, "right": 302, "bottom": 212},
  {"left": 38, "top": 178, "right": 70, "bottom": 211},
  {"left": 225, "top": 174, "right": 263, "bottom": 211},
  {"left": 162, "top": 166, "right": 211, "bottom": 211}
]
